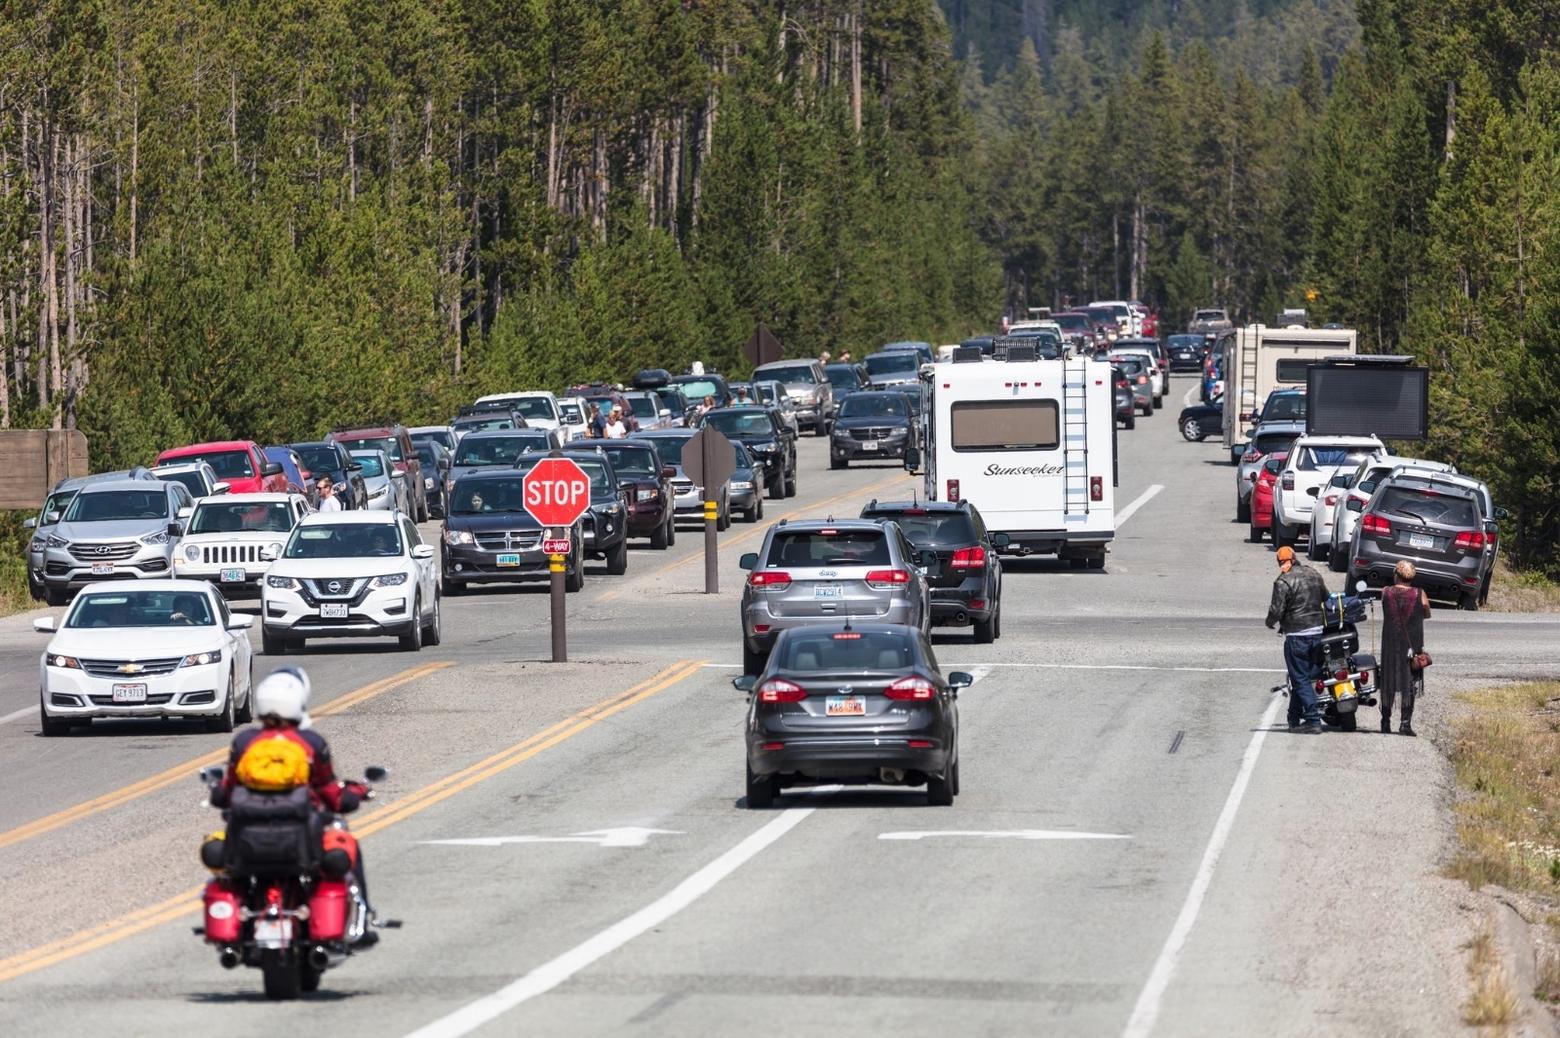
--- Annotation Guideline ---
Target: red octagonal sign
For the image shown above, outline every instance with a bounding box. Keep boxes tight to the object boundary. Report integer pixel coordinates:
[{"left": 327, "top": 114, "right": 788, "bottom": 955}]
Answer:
[{"left": 522, "top": 457, "right": 592, "bottom": 528}]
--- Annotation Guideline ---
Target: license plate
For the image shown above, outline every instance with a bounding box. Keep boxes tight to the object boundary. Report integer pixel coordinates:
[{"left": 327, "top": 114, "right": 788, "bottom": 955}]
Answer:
[
  {"left": 90, "top": 562, "right": 114, "bottom": 576},
  {"left": 318, "top": 603, "right": 349, "bottom": 619},
  {"left": 111, "top": 683, "right": 147, "bottom": 703},
  {"left": 1408, "top": 533, "right": 1435, "bottom": 550},
  {"left": 220, "top": 567, "right": 246, "bottom": 583},
  {"left": 252, "top": 917, "right": 293, "bottom": 946},
  {"left": 861, "top": 440, "right": 879, "bottom": 451},
  {"left": 813, "top": 584, "right": 843, "bottom": 600},
  {"left": 826, "top": 696, "right": 866, "bottom": 716},
  {"left": 1333, "top": 680, "right": 1356, "bottom": 699},
  {"left": 496, "top": 552, "right": 521, "bottom": 567}
]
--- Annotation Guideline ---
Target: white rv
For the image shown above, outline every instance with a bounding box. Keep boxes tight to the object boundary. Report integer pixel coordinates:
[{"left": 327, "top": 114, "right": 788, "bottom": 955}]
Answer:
[
  {"left": 920, "top": 353, "right": 1117, "bottom": 568},
  {"left": 1221, "top": 325, "right": 1358, "bottom": 449}
]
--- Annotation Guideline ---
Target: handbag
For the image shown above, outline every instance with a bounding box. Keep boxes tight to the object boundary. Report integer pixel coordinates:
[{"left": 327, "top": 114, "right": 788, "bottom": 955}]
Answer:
[{"left": 1410, "top": 651, "right": 1432, "bottom": 672}]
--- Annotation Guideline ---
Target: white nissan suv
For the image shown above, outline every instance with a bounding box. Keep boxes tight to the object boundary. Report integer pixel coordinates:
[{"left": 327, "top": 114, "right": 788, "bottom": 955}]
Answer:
[
  {"left": 1271, "top": 435, "right": 1385, "bottom": 551},
  {"left": 261, "top": 511, "right": 440, "bottom": 654}
]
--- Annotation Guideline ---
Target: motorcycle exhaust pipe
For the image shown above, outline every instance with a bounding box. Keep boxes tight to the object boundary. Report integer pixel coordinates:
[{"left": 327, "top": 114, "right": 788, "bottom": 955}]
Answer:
[
  {"left": 308, "top": 945, "right": 332, "bottom": 972},
  {"left": 218, "top": 946, "right": 240, "bottom": 970}
]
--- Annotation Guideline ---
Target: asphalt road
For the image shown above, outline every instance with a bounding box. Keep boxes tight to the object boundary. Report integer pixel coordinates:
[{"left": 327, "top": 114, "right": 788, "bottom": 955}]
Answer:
[{"left": 2, "top": 376, "right": 1555, "bottom": 1036}]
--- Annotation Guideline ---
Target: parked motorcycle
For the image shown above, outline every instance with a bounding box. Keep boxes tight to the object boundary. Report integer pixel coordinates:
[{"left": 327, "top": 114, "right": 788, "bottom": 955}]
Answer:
[
  {"left": 1272, "top": 586, "right": 1379, "bottom": 731},
  {"left": 197, "top": 764, "right": 394, "bottom": 999}
]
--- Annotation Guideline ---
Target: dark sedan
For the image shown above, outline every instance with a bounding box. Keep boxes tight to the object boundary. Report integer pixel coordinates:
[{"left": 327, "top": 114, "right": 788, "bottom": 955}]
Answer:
[
  {"left": 563, "top": 439, "right": 676, "bottom": 549},
  {"left": 441, "top": 470, "right": 584, "bottom": 594},
  {"left": 1166, "top": 333, "right": 1208, "bottom": 372},
  {"left": 829, "top": 391, "right": 913, "bottom": 468},
  {"left": 696, "top": 405, "right": 798, "bottom": 499},
  {"left": 734, "top": 623, "right": 969, "bottom": 808},
  {"left": 860, "top": 499, "right": 1002, "bottom": 642},
  {"left": 1177, "top": 403, "right": 1222, "bottom": 442}
]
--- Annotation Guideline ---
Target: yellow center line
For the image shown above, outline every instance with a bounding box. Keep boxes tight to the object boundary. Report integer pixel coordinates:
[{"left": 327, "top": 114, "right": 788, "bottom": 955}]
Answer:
[
  {"left": 0, "top": 661, "right": 453, "bottom": 853},
  {"left": 599, "top": 469, "right": 913, "bottom": 602},
  {"left": 0, "top": 657, "right": 708, "bottom": 985}
]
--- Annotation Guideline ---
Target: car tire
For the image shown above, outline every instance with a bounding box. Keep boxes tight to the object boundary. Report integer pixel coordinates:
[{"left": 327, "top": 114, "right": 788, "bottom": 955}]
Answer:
[
  {"left": 28, "top": 572, "right": 43, "bottom": 601},
  {"left": 1329, "top": 548, "right": 1346, "bottom": 573},
  {"left": 236, "top": 664, "right": 254, "bottom": 724},
  {"left": 784, "top": 474, "right": 797, "bottom": 498},
  {"left": 207, "top": 675, "right": 237, "bottom": 734},
  {"left": 1124, "top": 414, "right": 1135, "bottom": 430},
  {"left": 1309, "top": 537, "right": 1326, "bottom": 562},
  {"left": 650, "top": 517, "right": 670, "bottom": 549},
  {"left": 744, "top": 501, "right": 759, "bottom": 523},
  {"left": 565, "top": 557, "right": 585, "bottom": 592},
  {"left": 1479, "top": 572, "right": 1492, "bottom": 606},
  {"left": 39, "top": 692, "right": 68, "bottom": 737},
  {"left": 1087, "top": 552, "right": 1105, "bottom": 570},
  {"left": 399, "top": 597, "right": 424, "bottom": 651},
  {"left": 973, "top": 608, "right": 996, "bottom": 644},
  {"left": 768, "top": 478, "right": 785, "bottom": 500},
  {"left": 1153, "top": 396, "right": 1163, "bottom": 410},
  {"left": 746, "top": 764, "right": 776, "bottom": 809},
  {"left": 606, "top": 538, "right": 629, "bottom": 576},
  {"left": 1273, "top": 522, "right": 1293, "bottom": 549},
  {"left": 1459, "top": 591, "right": 1480, "bottom": 611},
  {"left": 423, "top": 592, "right": 442, "bottom": 646},
  {"left": 926, "top": 769, "right": 954, "bottom": 806},
  {"left": 1236, "top": 497, "right": 1251, "bottom": 524},
  {"left": 444, "top": 577, "right": 465, "bottom": 596},
  {"left": 830, "top": 455, "right": 845, "bottom": 470},
  {"left": 742, "top": 641, "right": 766, "bottom": 675},
  {"left": 1181, "top": 417, "right": 1203, "bottom": 442},
  {"left": 261, "top": 626, "right": 287, "bottom": 655},
  {"left": 717, "top": 509, "right": 731, "bottom": 532},
  {"left": 666, "top": 518, "right": 676, "bottom": 547},
  {"left": 44, "top": 586, "right": 68, "bottom": 608},
  {"left": 813, "top": 422, "right": 827, "bottom": 438}
]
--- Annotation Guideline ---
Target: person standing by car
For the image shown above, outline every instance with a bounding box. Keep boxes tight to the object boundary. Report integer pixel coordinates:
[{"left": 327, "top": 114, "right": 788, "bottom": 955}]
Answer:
[
  {"left": 1379, "top": 560, "right": 1430, "bottom": 736},
  {"left": 316, "top": 475, "right": 343, "bottom": 512},
  {"left": 604, "top": 405, "right": 628, "bottom": 439},
  {"left": 587, "top": 403, "right": 607, "bottom": 439},
  {"left": 1265, "top": 545, "right": 1330, "bottom": 733}
]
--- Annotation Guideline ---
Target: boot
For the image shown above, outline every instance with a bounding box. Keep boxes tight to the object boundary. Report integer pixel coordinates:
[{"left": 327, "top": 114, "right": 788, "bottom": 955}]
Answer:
[
  {"left": 1399, "top": 723, "right": 1416, "bottom": 737},
  {"left": 1380, "top": 716, "right": 1391, "bottom": 734}
]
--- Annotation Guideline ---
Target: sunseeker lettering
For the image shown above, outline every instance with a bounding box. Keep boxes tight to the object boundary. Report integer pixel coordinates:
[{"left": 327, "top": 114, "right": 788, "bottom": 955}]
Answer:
[{"left": 984, "top": 463, "right": 1065, "bottom": 477}]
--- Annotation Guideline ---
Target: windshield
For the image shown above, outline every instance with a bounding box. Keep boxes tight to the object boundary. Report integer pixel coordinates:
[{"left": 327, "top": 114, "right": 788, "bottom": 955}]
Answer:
[
  {"left": 285, "top": 523, "right": 403, "bottom": 558},
  {"left": 775, "top": 630, "right": 917, "bottom": 672},
  {"left": 1054, "top": 314, "right": 1091, "bottom": 332},
  {"left": 751, "top": 384, "right": 779, "bottom": 405},
  {"left": 352, "top": 454, "right": 387, "bottom": 478},
  {"left": 294, "top": 446, "right": 342, "bottom": 476},
  {"left": 412, "top": 430, "right": 454, "bottom": 451},
  {"left": 765, "top": 530, "right": 890, "bottom": 567},
  {"left": 1300, "top": 446, "right": 1375, "bottom": 471},
  {"left": 645, "top": 438, "right": 687, "bottom": 465},
  {"left": 757, "top": 364, "right": 817, "bottom": 385},
  {"left": 558, "top": 401, "right": 584, "bottom": 423},
  {"left": 157, "top": 470, "right": 208, "bottom": 496},
  {"left": 1252, "top": 432, "right": 1299, "bottom": 457},
  {"left": 1112, "top": 359, "right": 1145, "bottom": 376},
  {"left": 1262, "top": 394, "right": 1307, "bottom": 421},
  {"left": 169, "top": 451, "right": 251, "bottom": 479},
  {"left": 450, "top": 477, "right": 529, "bottom": 514},
  {"left": 337, "top": 436, "right": 403, "bottom": 462},
  {"left": 515, "top": 456, "right": 613, "bottom": 491},
  {"left": 673, "top": 379, "right": 720, "bottom": 400},
  {"left": 626, "top": 396, "right": 658, "bottom": 419},
  {"left": 655, "top": 390, "right": 686, "bottom": 414},
  {"left": 42, "top": 490, "right": 76, "bottom": 521},
  {"left": 594, "top": 446, "right": 656, "bottom": 477},
  {"left": 415, "top": 443, "right": 443, "bottom": 466},
  {"left": 1168, "top": 335, "right": 1204, "bottom": 349},
  {"left": 191, "top": 501, "right": 294, "bottom": 534},
  {"left": 702, "top": 411, "right": 774, "bottom": 438},
  {"left": 63, "top": 489, "right": 169, "bottom": 522},
  {"left": 453, "top": 436, "right": 530, "bottom": 467},
  {"left": 825, "top": 367, "right": 861, "bottom": 390},
  {"left": 865, "top": 353, "right": 917, "bottom": 375},
  {"left": 839, "top": 394, "right": 907, "bottom": 419},
  {"left": 66, "top": 589, "right": 215, "bottom": 628},
  {"left": 492, "top": 397, "right": 556, "bottom": 421},
  {"left": 863, "top": 511, "right": 975, "bottom": 547},
  {"left": 453, "top": 417, "right": 515, "bottom": 433}
]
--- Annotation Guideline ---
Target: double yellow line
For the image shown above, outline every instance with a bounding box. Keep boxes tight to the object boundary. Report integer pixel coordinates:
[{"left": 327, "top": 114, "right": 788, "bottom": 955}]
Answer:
[
  {"left": 0, "top": 658, "right": 706, "bottom": 985},
  {"left": 0, "top": 662, "right": 453, "bottom": 852}
]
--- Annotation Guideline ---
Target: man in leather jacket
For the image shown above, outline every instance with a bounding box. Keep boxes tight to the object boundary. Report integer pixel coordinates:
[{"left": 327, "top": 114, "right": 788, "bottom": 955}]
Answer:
[{"left": 1265, "top": 545, "right": 1330, "bottom": 732}]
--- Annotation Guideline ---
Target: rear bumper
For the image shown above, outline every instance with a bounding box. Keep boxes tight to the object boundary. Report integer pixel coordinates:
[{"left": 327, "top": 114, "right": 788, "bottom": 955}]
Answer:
[
  {"left": 992, "top": 530, "right": 1112, "bottom": 556},
  {"left": 749, "top": 736, "right": 949, "bottom": 780},
  {"left": 1349, "top": 551, "right": 1484, "bottom": 597},
  {"left": 929, "top": 584, "right": 992, "bottom": 625}
]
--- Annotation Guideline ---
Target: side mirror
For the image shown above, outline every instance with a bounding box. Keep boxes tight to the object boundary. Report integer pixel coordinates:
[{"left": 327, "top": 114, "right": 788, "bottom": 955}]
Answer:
[
  {"left": 167, "top": 522, "right": 184, "bottom": 537},
  {"left": 732, "top": 675, "right": 757, "bottom": 693},
  {"left": 33, "top": 617, "right": 57, "bottom": 633},
  {"left": 1345, "top": 499, "right": 1363, "bottom": 513},
  {"left": 661, "top": 466, "right": 676, "bottom": 479},
  {"left": 212, "top": 481, "right": 231, "bottom": 495},
  {"left": 348, "top": 461, "right": 364, "bottom": 471},
  {"left": 1305, "top": 486, "right": 1320, "bottom": 497},
  {"left": 904, "top": 447, "right": 921, "bottom": 471},
  {"left": 259, "top": 543, "right": 281, "bottom": 561},
  {"left": 199, "top": 765, "right": 226, "bottom": 785},
  {"left": 739, "top": 552, "right": 758, "bottom": 571},
  {"left": 1494, "top": 506, "right": 1510, "bottom": 520},
  {"left": 44, "top": 511, "right": 61, "bottom": 524},
  {"left": 262, "top": 462, "right": 284, "bottom": 477},
  {"left": 947, "top": 671, "right": 973, "bottom": 689},
  {"left": 22, "top": 517, "right": 37, "bottom": 530},
  {"left": 411, "top": 544, "right": 435, "bottom": 560},
  {"left": 364, "top": 765, "right": 388, "bottom": 782},
  {"left": 226, "top": 614, "right": 255, "bottom": 630},
  {"left": 991, "top": 533, "right": 1010, "bottom": 550}
]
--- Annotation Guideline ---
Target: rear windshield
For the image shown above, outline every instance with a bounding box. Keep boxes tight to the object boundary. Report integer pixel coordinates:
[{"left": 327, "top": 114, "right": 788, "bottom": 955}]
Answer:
[
  {"left": 1054, "top": 314, "right": 1091, "bottom": 331},
  {"left": 775, "top": 631, "right": 917, "bottom": 672},
  {"left": 1168, "top": 335, "right": 1203, "bottom": 349},
  {"left": 626, "top": 396, "right": 658, "bottom": 418},
  {"left": 1263, "top": 455, "right": 1288, "bottom": 475},
  {"left": 169, "top": 450, "right": 252, "bottom": 479},
  {"left": 702, "top": 411, "right": 775, "bottom": 437},
  {"left": 864, "top": 512, "right": 976, "bottom": 547},
  {"left": 1252, "top": 432, "right": 1300, "bottom": 457},
  {"left": 644, "top": 438, "right": 687, "bottom": 465},
  {"left": 337, "top": 436, "right": 403, "bottom": 462},
  {"left": 1378, "top": 487, "right": 1479, "bottom": 527},
  {"left": 951, "top": 400, "right": 1058, "bottom": 452},
  {"left": 64, "top": 489, "right": 169, "bottom": 522},
  {"left": 757, "top": 364, "right": 818, "bottom": 385},
  {"left": 191, "top": 501, "right": 294, "bottom": 534},
  {"left": 1262, "top": 394, "right": 1307, "bottom": 421},
  {"left": 454, "top": 436, "right": 530, "bottom": 467},
  {"left": 1299, "top": 446, "right": 1375, "bottom": 471},
  {"left": 838, "top": 394, "right": 907, "bottom": 419},
  {"left": 1112, "top": 359, "right": 1145, "bottom": 376},
  {"left": 865, "top": 353, "right": 918, "bottom": 375},
  {"left": 488, "top": 397, "right": 555, "bottom": 421},
  {"left": 294, "top": 445, "right": 342, "bottom": 475},
  {"left": 673, "top": 379, "right": 720, "bottom": 400},
  {"left": 157, "top": 470, "right": 208, "bottom": 496},
  {"left": 765, "top": 530, "right": 890, "bottom": 568}
]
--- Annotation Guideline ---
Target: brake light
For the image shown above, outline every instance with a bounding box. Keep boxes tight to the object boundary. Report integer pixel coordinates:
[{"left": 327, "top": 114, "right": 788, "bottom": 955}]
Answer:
[
  {"left": 832, "top": 632, "right": 862, "bottom": 640},
  {"left": 1335, "top": 669, "right": 1349, "bottom": 681},
  {"left": 1091, "top": 476, "right": 1103, "bottom": 502},
  {"left": 1281, "top": 473, "right": 1294, "bottom": 491},
  {"left": 748, "top": 570, "right": 792, "bottom": 589},
  {"left": 949, "top": 546, "right": 986, "bottom": 570},
  {"left": 1361, "top": 513, "right": 1392, "bottom": 537},
  {"left": 1454, "top": 530, "right": 1488, "bottom": 552},
  {"left": 757, "top": 679, "right": 807, "bottom": 703},
  {"left": 1135, "top": 375, "right": 1148, "bottom": 385},
  {"left": 1242, "top": 448, "right": 1261, "bottom": 463},
  {"left": 1359, "top": 671, "right": 1370, "bottom": 684},
  {"left": 884, "top": 676, "right": 937, "bottom": 701},
  {"left": 1323, "top": 494, "right": 1338, "bottom": 507},
  {"left": 865, "top": 569, "right": 911, "bottom": 588},
  {"left": 907, "top": 740, "right": 934, "bottom": 749},
  {"left": 946, "top": 479, "right": 960, "bottom": 501}
]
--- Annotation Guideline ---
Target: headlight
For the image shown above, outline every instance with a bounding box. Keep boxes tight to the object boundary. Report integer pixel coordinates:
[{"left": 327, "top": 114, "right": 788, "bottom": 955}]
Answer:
[
  {"left": 369, "top": 486, "right": 387, "bottom": 499},
  {"left": 179, "top": 651, "right": 219, "bottom": 668},
  {"left": 425, "top": 477, "right": 434, "bottom": 490},
  {"left": 443, "top": 528, "right": 473, "bottom": 546},
  {"left": 48, "top": 654, "right": 81, "bottom": 669},
  {"left": 606, "top": 505, "right": 622, "bottom": 516},
  {"left": 730, "top": 480, "right": 754, "bottom": 491},
  {"left": 370, "top": 573, "right": 408, "bottom": 588},
  {"left": 183, "top": 544, "right": 201, "bottom": 562},
  {"left": 266, "top": 575, "right": 299, "bottom": 590},
  {"left": 752, "top": 441, "right": 778, "bottom": 453},
  {"left": 445, "top": 479, "right": 455, "bottom": 493},
  {"left": 46, "top": 534, "right": 70, "bottom": 549},
  {"left": 142, "top": 531, "right": 171, "bottom": 546},
  {"left": 29, "top": 538, "right": 45, "bottom": 553},
  {"left": 636, "top": 489, "right": 656, "bottom": 503}
]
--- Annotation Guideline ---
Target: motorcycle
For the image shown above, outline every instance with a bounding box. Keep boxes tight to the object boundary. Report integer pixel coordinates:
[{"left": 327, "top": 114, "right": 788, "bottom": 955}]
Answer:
[
  {"left": 1273, "top": 585, "right": 1379, "bottom": 731},
  {"left": 196, "top": 764, "right": 395, "bottom": 999}
]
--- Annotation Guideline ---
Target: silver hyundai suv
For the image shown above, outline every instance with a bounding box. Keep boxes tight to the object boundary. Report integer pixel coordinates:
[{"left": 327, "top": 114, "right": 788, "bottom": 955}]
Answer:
[
  {"left": 738, "top": 518, "right": 930, "bottom": 672},
  {"left": 40, "top": 479, "right": 193, "bottom": 605}
]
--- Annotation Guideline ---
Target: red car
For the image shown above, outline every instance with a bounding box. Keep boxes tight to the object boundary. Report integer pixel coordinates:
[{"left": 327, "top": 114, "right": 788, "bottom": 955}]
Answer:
[
  {"left": 1248, "top": 451, "right": 1289, "bottom": 542},
  {"left": 156, "top": 440, "right": 288, "bottom": 495}
]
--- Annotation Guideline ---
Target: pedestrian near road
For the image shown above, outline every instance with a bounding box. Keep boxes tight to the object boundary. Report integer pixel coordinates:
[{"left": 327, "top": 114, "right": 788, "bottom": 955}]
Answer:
[
  {"left": 1379, "top": 561, "right": 1430, "bottom": 737},
  {"left": 604, "top": 405, "right": 627, "bottom": 439},
  {"left": 587, "top": 403, "right": 607, "bottom": 439},
  {"left": 316, "top": 475, "right": 342, "bottom": 512},
  {"left": 1265, "top": 544, "right": 1330, "bottom": 733},
  {"left": 839, "top": 350, "right": 852, "bottom": 363}
]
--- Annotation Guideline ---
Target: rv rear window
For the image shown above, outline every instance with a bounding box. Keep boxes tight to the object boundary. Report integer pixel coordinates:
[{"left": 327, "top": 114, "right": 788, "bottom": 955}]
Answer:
[
  {"left": 1275, "top": 359, "right": 1312, "bottom": 383},
  {"left": 950, "top": 400, "right": 1059, "bottom": 452}
]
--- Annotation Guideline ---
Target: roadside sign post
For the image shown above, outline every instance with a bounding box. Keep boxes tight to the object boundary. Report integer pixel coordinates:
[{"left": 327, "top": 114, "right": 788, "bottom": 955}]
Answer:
[
  {"left": 522, "top": 452, "right": 593, "bottom": 662},
  {"left": 742, "top": 324, "right": 783, "bottom": 368},
  {"left": 682, "top": 426, "right": 735, "bottom": 595}
]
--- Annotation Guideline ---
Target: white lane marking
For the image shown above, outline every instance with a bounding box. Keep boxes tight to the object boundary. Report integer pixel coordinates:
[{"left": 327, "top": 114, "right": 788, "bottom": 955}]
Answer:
[
  {"left": 966, "top": 665, "right": 994, "bottom": 685},
  {"left": 0, "top": 706, "right": 36, "bottom": 726},
  {"left": 1181, "top": 382, "right": 1201, "bottom": 408},
  {"left": 1121, "top": 691, "right": 1284, "bottom": 1038},
  {"left": 970, "top": 663, "right": 1284, "bottom": 674},
  {"left": 1116, "top": 484, "right": 1164, "bottom": 527},
  {"left": 880, "top": 829, "right": 1129, "bottom": 842},
  {"left": 420, "top": 828, "right": 682, "bottom": 849},
  {"left": 404, "top": 804, "right": 819, "bottom": 1038}
]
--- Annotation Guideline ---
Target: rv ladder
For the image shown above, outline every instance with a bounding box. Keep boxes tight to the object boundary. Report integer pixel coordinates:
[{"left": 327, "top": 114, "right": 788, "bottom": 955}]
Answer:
[
  {"left": 1062, "top": 360, "right": 1090, "bottom": 520},
  {"left": 1239, "top": 327, "right": 1260, "bottom": 433}
]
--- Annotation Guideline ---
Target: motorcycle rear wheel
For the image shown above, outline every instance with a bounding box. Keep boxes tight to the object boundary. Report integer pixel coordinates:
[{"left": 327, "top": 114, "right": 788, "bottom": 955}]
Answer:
[
  {"left": 300, "top": 963, "right": 323, "bottom": 993},
  {"left": 262, "top": 952, "right": 302, "bottom": 1000}
]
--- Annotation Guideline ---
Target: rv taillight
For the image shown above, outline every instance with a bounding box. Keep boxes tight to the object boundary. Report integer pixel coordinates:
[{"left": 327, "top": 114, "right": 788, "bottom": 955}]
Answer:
[
  {"left": 1090, "top": 476, "right": 1103, "bottom": 502},
  {"left": 946, "top": 479, "right": 960, "bottom": 502}
]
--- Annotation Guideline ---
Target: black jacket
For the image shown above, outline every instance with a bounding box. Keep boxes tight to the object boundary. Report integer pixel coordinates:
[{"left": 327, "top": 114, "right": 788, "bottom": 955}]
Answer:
[{"left": 1266, "top": 563, "right": 1328, "bottom": 634}]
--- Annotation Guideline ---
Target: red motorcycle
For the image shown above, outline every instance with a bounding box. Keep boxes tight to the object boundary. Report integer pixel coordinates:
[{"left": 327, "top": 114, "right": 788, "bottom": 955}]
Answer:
[{"left": 197, "top": 765, "right": 394, "bottom": 999}]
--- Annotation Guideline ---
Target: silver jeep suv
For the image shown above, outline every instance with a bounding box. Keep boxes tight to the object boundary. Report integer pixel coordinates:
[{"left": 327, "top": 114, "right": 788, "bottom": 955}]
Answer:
[
  {"left": 41, "top": 479, "right": 193, "bottom": 605},
  {"left": 738, "top": 518, "right": 930, "bottom": 672}
]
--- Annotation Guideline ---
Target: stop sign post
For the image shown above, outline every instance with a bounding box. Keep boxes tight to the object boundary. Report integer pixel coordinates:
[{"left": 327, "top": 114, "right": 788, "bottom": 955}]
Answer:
[{"left": 523, "top": 454, "right": 593, "bottom": 662}]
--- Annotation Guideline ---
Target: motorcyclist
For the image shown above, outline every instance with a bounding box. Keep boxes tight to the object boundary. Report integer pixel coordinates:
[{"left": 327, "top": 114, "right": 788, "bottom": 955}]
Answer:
[
  {"left": 211, "top": 666, "right": 377, "bottom": 942},
  {"left": 1265, "top": 545, "right": 1330, "bottom": 733}
]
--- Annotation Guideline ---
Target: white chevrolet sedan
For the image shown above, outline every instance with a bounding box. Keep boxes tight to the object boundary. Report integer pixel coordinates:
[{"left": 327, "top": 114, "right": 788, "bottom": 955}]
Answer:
[
  {"left": 260, "top": 510, "right": 440, "bottom": 655},
  {"left": 35, "top": 579, "right": 255, "bottom": 736}
]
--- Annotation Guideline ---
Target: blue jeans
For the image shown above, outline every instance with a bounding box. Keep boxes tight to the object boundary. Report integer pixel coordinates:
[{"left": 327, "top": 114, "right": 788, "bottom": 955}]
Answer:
[{"left": 1284, "top": 633, "right": 1323, "bottom": 727}]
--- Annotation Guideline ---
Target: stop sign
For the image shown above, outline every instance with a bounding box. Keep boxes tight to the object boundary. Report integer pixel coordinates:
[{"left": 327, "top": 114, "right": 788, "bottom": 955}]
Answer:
[{"left": 522, "top": 457, "right": 593, "bottom": 528}]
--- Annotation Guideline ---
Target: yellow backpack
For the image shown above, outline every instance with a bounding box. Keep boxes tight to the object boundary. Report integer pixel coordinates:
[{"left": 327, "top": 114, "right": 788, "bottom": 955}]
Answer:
[{"left": 234, "top": 733, "right": 312, "bottom": 792}]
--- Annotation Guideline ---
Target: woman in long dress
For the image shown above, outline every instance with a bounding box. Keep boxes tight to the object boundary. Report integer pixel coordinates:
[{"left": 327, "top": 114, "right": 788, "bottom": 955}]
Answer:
[{"left": 1379, "top": 560, "right": 1430, "bottom": 736}]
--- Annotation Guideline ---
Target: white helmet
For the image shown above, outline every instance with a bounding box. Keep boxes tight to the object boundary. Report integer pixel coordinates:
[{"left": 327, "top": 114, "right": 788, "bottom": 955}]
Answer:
[{"left": 252, "top": 666, "right": 311, "bottom": 722}]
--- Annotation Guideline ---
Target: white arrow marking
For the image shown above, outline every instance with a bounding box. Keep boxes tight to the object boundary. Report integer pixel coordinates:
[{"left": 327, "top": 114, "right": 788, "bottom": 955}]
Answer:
[
  {"left": 878, "top": 830, "right": 1130, "bottom": 842},
  {"left": 422, "top": 827, "right": 682, "bottom": 849}
]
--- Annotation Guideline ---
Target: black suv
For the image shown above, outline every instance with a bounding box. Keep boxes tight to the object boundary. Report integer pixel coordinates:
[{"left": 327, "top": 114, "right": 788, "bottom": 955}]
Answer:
[
  {"left": 289, "top": 441, "right": 368, "bottom": 510},
  {"left": 563, "top": 439, "right": 677, "bottom": 549},
  {"left": 516, "top": 449, "right": 631, "bottom": 575},
  {"left": 831, "top": 390, "right": 914, "bottom": 468},
  {"left": 441, "top": 469, "right": 583, "bottom": 594},
  {"left": 696, "top": 405, "right": 797, "bottom": 500},
  {"left": 860, "top": 499, "right": 1004, "bottom": 642}
]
